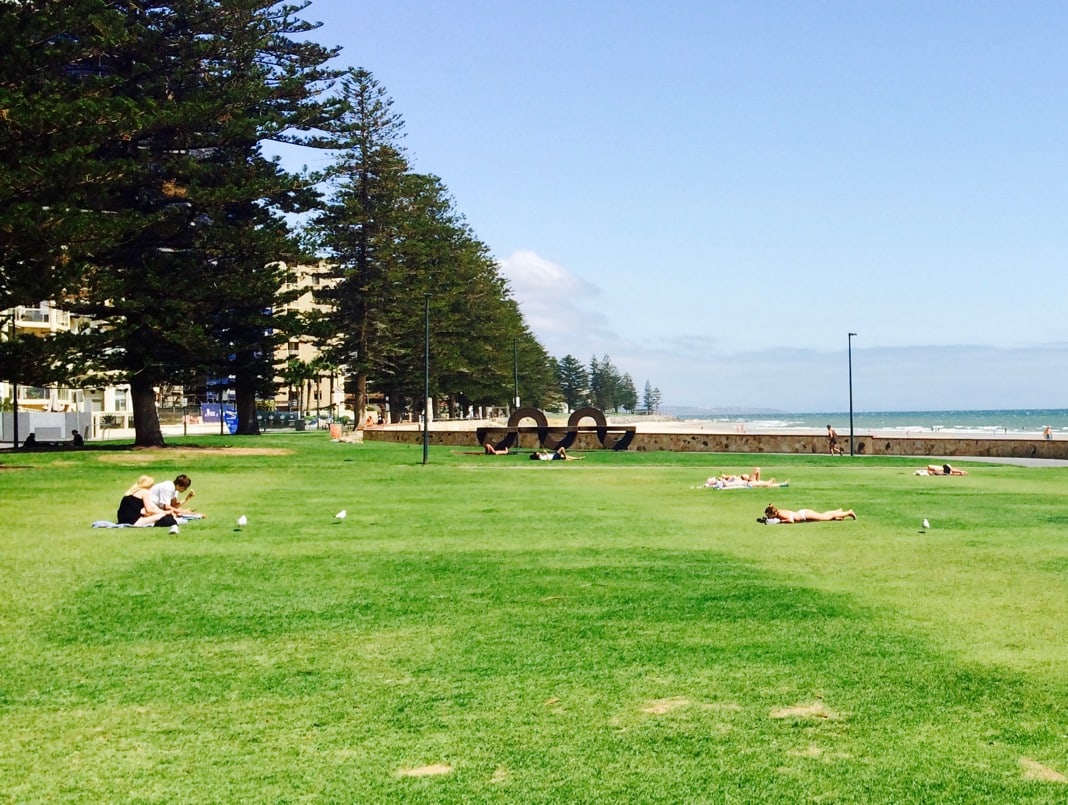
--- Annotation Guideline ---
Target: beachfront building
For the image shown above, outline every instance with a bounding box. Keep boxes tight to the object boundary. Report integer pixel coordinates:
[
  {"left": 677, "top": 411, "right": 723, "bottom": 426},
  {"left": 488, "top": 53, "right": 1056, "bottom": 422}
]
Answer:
[
  {"left": 273, "top": 261, "right": 350, "bottom": 422},
  {"left": 1, "top": 301, "right": 96, "bottom": 444},
  {"left": 1, "top": 263, "right": 351, "bottom": 444}
]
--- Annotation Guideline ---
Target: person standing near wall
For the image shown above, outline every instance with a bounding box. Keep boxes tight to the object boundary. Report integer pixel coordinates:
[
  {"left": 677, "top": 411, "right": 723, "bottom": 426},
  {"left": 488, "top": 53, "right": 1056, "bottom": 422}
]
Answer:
[{"left": 827, "top": 425, "right": 843, "bottom": 455}]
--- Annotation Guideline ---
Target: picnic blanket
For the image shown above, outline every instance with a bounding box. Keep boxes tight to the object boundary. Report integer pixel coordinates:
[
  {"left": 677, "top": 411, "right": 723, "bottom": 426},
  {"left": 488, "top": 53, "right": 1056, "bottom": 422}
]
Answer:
[{"left": 91, "top": 513, "right": 204, "bottom": 528}]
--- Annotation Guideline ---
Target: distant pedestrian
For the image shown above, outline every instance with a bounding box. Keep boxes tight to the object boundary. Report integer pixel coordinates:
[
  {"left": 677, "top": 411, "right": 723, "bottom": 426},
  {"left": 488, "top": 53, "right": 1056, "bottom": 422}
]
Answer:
[
  {"left": 71, "top": 429, "right": 84, "bottom": 447},
  {"left": 1043, "top": 425, "right": 1053, "bottom": 441},
  {"left": 826, "top": 425, "right": 843, "bottom": 455}
]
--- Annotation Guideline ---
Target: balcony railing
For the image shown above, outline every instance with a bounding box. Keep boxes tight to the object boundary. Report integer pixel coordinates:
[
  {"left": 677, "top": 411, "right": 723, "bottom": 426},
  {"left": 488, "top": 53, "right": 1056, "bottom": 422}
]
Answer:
[{"left": 14, "top": 306, "right": 71, "bottom": 330}]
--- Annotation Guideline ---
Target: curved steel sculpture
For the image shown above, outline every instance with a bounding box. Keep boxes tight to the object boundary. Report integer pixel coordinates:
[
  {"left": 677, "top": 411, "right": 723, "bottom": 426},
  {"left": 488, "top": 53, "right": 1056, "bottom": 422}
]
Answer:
[{"left": 477, "top": 406, "right": 635, "bottom": 452}]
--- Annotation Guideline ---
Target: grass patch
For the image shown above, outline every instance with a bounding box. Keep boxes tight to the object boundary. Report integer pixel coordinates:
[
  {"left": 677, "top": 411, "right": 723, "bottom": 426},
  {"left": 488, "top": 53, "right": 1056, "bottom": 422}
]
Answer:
[{"left": 1, "top": 437, "right": 1067, "bottom": 801}]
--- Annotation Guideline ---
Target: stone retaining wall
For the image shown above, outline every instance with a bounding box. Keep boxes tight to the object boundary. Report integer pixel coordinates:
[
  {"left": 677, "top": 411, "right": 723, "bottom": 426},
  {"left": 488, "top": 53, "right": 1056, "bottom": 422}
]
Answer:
[{"left": 365, "top": 427, "right": 1068, "bottom": 460}]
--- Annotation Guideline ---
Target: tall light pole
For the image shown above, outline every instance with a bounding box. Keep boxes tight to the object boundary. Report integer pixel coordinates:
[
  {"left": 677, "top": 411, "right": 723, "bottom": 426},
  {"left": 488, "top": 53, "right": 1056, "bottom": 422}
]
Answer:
[
  {"left": 513, "top": 336, "right": 520, "bottom": 411},
  {"left": 512, "top": 335, "right": 520, "bottom": 449},
  {"left": 422, "top": 292, "right": 430, "bottom": 465},
  {"left": 848, "top": 332, "right": 857, "bottom": 456}
]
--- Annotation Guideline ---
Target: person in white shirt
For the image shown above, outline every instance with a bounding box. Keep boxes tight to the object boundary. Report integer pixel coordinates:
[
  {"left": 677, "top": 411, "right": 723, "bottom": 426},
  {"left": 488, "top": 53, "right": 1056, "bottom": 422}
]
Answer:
[{"left": 149, "top": 474, "right": 199, "bottom": 516}]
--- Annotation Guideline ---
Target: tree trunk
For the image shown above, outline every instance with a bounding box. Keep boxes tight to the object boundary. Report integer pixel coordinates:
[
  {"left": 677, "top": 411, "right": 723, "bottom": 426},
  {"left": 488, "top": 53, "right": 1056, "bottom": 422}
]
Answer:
[
  {"left": 131, "top": 373, "right": 165, "bottom": 447},
  {"left": 354, "top": 371, "right": 368, "bottom": 429},
  {"left": 387, "top": 390, "right": 402, "bottom": 423},
  {"left": 233, "top": 369, "right": 261, "bottom": 436}
]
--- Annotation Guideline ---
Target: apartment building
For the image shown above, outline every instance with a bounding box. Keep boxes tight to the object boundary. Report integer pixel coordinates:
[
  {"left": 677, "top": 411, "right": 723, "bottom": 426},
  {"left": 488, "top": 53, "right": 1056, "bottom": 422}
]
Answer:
[
  {"left": 1, "top": 262, "right": 349, "bottom": 445},
  {"left": 1, "top": 301, "right": 95, "bottom": 445},
  {"left": 273, "top": 261, "right": 349, "bottom": 421}
]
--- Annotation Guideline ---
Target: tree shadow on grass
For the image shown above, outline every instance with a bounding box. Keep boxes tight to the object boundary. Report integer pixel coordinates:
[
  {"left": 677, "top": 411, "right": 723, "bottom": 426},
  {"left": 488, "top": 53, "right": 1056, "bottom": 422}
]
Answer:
[{"left": 16, "top": 549, "right": 1068, "bottom": 800}]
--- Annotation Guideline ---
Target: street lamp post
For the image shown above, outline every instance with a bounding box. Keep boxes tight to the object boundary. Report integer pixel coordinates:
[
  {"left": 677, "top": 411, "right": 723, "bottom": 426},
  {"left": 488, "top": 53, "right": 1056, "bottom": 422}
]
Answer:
[
  {"left": 513, "top": 336, "right": 520, "bottom": 411},
  {"left": 422, "top": 292, "right": 430, "bottom": 465},
  {"left": 848, "top": 332, "right": 857, "bottom": 456}
]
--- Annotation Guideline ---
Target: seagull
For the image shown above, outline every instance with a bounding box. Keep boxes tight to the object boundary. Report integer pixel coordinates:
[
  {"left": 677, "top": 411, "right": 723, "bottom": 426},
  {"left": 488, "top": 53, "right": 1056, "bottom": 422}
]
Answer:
[
  {"left": 922, "top": 518, "right": 930, "bottom": 530},
  {"left": 237, "top": 515, "right": 248, "bottom": 527},
  {"left": 335, "top": 509, "right": 347, "bottom": 520}
]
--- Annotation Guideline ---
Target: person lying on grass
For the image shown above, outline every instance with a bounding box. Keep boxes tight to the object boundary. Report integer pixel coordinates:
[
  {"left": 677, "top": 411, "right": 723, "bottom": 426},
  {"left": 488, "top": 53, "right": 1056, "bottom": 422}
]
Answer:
[
  {"left": 915, "top": 463, "right": 969, "bottom": 476},
  {"left": 702, "top": 467, "right": 787, "bottom": 488},
  {"left": 530, "top": 447, "right": 584, "bottom": 461},
  {"left": 758, "top": 504, "right": 856, "bottom": 524}
]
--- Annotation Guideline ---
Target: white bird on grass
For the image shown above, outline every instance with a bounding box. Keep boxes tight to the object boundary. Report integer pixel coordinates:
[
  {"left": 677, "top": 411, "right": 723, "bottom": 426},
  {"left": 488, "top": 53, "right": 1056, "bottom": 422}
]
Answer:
[
  {"left": 335, "top": 509, "right": 347, "bottom": 520},
  {"left": 237, "top": 515, "right": 248, "bottom": 527},
  {"left": 922, "top": 518, "right": 930, "bottom": 530}
]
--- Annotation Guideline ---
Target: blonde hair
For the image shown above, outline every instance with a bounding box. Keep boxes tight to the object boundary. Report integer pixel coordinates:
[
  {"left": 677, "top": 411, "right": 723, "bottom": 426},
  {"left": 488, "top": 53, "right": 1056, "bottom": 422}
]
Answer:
[{"left": 124, "top": 475, "right": 155, "bottom": 496}]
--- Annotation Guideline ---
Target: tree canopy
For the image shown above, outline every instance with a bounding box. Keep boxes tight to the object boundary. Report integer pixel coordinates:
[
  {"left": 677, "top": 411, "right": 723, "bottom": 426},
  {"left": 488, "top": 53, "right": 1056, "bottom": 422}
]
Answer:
[
  {"left": 2, "top": 0, "right": 338, "bottom": 444},
  {"left": 1, "top": 6, "right": 648, "bottom": 438},
  {"left": 310, "top": 68, "right": 557, "bottom": 423}
]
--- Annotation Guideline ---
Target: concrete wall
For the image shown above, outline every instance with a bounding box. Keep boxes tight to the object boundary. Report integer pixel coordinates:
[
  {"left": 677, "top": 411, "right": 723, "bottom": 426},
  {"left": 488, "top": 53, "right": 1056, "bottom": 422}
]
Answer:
[{"left": 365, "top": 426, "right": 1068, "bottom": 460}]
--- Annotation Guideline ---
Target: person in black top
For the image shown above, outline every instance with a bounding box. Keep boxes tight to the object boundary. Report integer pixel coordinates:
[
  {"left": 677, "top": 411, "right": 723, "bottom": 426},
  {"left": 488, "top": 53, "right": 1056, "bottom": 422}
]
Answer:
[{"left": 117, "top": 475, "right": 179, "bottom": 528}]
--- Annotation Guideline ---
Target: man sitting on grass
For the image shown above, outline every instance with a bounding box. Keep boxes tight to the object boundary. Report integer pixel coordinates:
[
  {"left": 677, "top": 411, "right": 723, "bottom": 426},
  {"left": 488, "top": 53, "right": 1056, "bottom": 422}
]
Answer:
[{"left": 150, "top": 474, "right": 204, "bottom": 518}]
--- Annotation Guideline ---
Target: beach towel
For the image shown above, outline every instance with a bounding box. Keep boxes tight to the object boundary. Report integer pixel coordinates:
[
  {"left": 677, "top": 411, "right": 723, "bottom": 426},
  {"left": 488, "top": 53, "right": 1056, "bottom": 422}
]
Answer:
[{"left": 701, "top": 481, "right": 790, "bottom": 490}]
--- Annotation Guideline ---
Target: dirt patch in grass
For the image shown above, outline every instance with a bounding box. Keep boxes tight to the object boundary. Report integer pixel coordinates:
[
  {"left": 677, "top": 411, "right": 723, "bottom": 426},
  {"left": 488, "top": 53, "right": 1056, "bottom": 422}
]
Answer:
[
  {"left": 787, "top": 744, "right": 852, "bottom": 761},
  {"left": 642, "top": 697, "right": 690, "bottom": 715},
  {"left": 770, "top": 702, "right": 837, "bottom": 720},
  {"left": 788, "top": 745, "right": 825, "bottom": 758},
  {"left": 397, "top": 764, "right": 453, "bottom": 777},
  {"left": 1020, "top": 757, "right": 1067, "bottom": 783},
  {"left": 97, "top": 446, "right": 292, "bottom": 463},
  {"left": 491, "top": 766, "right": 511, "bottom": 784}
]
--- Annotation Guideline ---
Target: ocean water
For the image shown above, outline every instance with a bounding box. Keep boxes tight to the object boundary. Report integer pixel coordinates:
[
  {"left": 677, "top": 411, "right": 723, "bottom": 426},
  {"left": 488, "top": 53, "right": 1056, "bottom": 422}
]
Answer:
[{"left": 686, "top": 409, "right": 1068, "bottom": 436}]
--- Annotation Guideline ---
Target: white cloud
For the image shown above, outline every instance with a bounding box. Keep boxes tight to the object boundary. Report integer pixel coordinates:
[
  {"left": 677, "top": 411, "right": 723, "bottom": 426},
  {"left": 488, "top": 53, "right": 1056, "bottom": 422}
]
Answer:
[
  {"left": 497, "top": 250, "right": 616, "bottom": 357},
  {"left": 498, "top": 250, "right": 595, "bottom": 298}
]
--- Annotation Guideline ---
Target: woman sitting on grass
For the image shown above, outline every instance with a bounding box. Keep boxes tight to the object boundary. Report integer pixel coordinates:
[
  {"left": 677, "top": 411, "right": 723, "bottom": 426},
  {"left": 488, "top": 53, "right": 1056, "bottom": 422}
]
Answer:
[
  {"left": 117, "top": 475, "right": 180, "bottom": 528},
  {"left": 759, "top": 504, "right": 856, "bottom": 524}
]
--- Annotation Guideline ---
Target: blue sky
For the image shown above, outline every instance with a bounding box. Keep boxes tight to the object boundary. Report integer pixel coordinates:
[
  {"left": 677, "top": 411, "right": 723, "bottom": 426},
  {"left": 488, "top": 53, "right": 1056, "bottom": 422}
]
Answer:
[{"left": 286, "top": 1, "right": 1068, "bottom": 412}]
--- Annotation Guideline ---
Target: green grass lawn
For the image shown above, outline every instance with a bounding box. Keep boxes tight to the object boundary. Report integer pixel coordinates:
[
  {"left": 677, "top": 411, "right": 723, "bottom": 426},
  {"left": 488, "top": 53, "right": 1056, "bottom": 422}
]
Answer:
[{"left": 1, "top": 436, "right": 1067, "bottom": 802}]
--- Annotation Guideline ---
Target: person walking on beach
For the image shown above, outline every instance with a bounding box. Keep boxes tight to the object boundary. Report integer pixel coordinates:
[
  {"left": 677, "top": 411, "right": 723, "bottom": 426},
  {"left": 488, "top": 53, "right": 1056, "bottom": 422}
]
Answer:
[{"left": 826, "top": 425, "right": 843, "bottom": 455}]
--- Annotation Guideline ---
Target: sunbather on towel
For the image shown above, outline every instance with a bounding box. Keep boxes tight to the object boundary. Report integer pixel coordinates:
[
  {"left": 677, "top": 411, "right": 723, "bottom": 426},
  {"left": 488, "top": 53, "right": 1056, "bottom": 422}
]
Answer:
[
  {"left": 915, "top": 463, "right": 968, "bottom": 476},
  {"left": 530, "top": 447, "right": 584, "bottom": 461},
  {"left": 758, "top": 504, "right": 856, "bottom": 524},
  {"left": 703, "top": 468, "right": 786, "bottom": 488}
]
